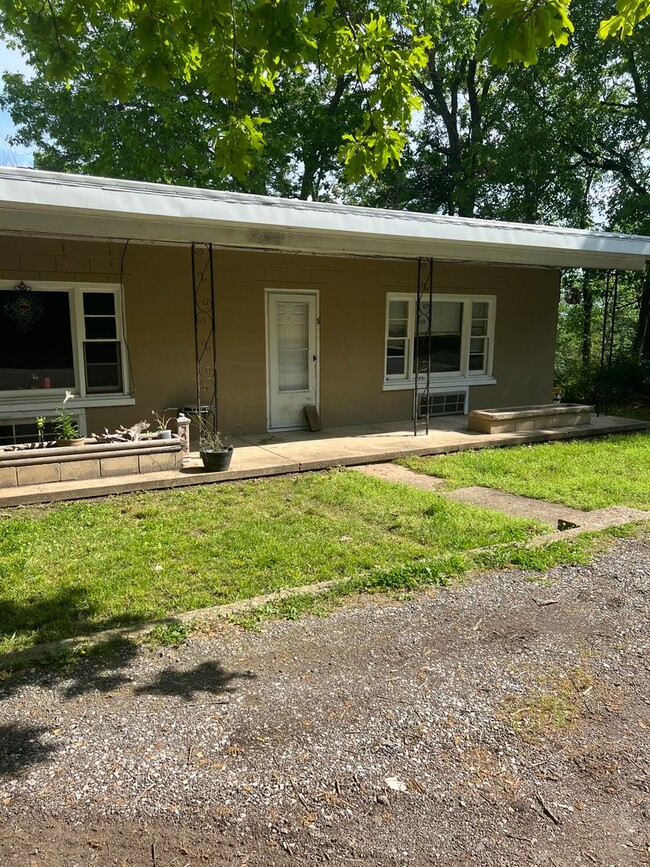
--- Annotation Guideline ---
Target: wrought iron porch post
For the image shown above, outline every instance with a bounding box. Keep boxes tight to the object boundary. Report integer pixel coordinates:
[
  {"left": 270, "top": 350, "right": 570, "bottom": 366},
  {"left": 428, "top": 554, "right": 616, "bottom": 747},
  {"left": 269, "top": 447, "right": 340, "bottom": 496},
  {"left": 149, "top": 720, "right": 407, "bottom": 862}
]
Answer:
[
  {"left": 191, "top": 242, "right": 218, "bottom": 430},
  {"left": 596, "top": 269, "right": 619, "bottom": 417},
  {"left": 414, "top": 257, "right": 434, "bottom": 436}
]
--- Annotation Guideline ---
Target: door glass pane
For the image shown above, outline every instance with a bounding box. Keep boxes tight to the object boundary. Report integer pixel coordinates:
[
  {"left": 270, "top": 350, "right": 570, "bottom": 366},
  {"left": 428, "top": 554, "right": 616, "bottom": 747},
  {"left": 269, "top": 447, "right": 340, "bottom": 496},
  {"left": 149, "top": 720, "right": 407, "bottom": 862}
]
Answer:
[
  {"left": 277, "top": 302, "right": 309, "bottom": 392},
  {"left": 0, "top": 289, "right": 75, "bottom": 390}
]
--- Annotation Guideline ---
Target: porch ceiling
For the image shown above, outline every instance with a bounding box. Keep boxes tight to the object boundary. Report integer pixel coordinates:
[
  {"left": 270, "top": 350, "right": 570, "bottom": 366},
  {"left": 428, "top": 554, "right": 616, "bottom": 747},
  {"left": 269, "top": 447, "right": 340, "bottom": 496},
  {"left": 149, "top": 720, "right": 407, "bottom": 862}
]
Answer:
[{"left": 0, "top": 167, "right": 649, "bottom": 271}]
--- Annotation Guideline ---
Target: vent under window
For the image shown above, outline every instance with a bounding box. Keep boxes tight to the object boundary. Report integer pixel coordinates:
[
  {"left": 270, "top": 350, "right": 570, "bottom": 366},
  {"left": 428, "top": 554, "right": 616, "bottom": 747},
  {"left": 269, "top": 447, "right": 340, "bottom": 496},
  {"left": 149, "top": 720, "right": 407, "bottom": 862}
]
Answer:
[
  {"left": 0, "top": 418, "right": 58, "bottom": 446},
  {"left": 418, "top": 391, "right": 466, "bottom": 418}
]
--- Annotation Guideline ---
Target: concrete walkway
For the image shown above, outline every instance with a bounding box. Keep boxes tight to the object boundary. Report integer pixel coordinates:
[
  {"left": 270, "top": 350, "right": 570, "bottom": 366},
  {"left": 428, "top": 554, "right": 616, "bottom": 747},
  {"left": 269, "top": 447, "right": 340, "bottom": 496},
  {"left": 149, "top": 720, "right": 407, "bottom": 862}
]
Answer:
[
  {"left": 0, "top": 413, "right": 646, "bottom": 507},
  {"left": 356, "top": 462, "right": 648, "bottom": 533}
]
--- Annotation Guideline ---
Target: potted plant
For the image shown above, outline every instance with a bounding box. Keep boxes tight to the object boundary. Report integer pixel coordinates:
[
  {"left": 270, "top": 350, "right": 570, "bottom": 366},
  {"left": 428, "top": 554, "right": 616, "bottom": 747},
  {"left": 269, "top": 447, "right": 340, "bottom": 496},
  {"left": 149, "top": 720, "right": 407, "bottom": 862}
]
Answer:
[
  {"left": 54, "top": 391, "right": 85, "bottom": 446},
  {"left": 150, "top": 410, "right": 174, "bottom": 439},
  {"left": 197, "top": 416, "right": 233, "bottom": 471}
]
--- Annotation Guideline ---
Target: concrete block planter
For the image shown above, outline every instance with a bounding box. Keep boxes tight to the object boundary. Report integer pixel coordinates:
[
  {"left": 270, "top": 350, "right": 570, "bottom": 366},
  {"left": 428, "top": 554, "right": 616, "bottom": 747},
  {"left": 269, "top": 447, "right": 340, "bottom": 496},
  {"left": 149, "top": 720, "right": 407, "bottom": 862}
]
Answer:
[
  {"left": 0, "top": 438, "right": 184, "bottom": 488},
  {"left": 468, "top": 404, "right": 594, "bottom": 435}
]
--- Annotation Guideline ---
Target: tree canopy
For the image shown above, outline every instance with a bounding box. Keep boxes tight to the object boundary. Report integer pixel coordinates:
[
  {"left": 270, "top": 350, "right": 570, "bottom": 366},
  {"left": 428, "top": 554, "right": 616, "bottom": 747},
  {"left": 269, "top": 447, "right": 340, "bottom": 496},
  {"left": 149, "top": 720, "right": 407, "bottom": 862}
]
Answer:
[{"left": 0, "top": 0, "right": 647, "bottom": 180}]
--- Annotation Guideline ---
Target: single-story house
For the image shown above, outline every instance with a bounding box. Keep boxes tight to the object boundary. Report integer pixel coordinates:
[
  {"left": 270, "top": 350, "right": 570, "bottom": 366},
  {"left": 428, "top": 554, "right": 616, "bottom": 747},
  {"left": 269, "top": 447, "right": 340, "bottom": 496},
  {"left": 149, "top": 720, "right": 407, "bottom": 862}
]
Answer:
[{"left": 0, "top": 166, "right": 649, "bottom": 445}]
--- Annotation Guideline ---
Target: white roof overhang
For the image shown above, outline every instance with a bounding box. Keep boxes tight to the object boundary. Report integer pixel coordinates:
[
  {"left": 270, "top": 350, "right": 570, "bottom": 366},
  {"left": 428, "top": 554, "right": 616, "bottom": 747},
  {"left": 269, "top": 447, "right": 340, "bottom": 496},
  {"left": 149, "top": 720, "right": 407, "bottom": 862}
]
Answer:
[{"left": 0, "top": 167, "right": 649, "bottom": 271}]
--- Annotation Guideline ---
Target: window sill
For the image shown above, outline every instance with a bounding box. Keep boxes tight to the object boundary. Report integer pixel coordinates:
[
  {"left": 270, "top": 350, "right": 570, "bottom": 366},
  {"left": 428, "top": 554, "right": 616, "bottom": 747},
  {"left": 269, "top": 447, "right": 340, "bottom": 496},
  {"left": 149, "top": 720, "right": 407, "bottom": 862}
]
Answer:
[
  {"left": 0, "top": 393, "right": 136, "bottom": 414},
  {"left": 383, "top": 376, "right": 497, "bottom": 392}
]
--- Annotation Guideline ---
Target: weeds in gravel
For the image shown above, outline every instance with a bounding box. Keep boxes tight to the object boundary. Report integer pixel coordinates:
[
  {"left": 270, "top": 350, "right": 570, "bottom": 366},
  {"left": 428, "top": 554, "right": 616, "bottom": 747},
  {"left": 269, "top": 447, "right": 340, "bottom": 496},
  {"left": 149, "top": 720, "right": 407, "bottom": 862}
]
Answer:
[
  {"left": 504, "top": 667, "right": 595, "bottom": 739},
  {"left": 469, "top": 537, "right": 595, "bottom": 572},
  {"left": 228, "top": 592, "right": 341, "bottom": 631},
  {"left": 229, "top": 555, "right": 468, "bottom": 631},
  {"left": 143, "top": 621, "right": 191, "bottom": 648},
  {"left": 401, "top": 432, "right": 650, "bottom": 510}
]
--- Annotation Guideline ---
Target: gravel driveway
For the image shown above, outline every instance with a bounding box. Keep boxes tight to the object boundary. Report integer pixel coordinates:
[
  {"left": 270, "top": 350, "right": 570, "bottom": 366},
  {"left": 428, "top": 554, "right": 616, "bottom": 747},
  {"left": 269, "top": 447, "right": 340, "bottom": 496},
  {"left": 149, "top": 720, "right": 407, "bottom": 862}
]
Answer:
[{"left": 1, "top": 532, "right": 649, "bottom": 866}]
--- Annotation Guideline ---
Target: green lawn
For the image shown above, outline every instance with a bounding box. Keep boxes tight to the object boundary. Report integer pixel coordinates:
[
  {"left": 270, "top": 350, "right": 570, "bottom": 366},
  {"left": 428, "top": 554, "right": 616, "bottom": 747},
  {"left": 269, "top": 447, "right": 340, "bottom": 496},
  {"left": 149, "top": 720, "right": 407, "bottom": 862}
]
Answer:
[
  {"left": 0, "top": 470, "right": 544, "bottom": 653},
  {"left": 401, "top": 432, "right": 650, "bottom": 511}
]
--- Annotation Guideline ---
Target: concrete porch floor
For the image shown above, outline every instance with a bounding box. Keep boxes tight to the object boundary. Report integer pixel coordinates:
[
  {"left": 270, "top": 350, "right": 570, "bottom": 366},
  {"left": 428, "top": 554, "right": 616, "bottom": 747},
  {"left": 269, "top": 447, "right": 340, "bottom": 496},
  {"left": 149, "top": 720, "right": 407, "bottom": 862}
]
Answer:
[{"left": 0, "top": 413, "right": 647, "bottom": 507}]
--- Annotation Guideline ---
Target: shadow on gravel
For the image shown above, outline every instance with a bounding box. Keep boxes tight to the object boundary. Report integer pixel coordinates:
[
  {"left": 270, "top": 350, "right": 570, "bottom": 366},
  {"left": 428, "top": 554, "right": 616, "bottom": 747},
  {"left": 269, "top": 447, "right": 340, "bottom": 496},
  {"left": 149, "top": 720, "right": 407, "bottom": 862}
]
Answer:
[
  {"left": 0, "top": 724, "right": 59, "bottom": 775},
  {"left": 134, "top": 660, "right": 256, "bottom": 702},
  {"left": 1, "top": 639, "right": 256, "bottom": 773},
  {"left": 0, "top": 637, "right": 140, "bottom": 702}
]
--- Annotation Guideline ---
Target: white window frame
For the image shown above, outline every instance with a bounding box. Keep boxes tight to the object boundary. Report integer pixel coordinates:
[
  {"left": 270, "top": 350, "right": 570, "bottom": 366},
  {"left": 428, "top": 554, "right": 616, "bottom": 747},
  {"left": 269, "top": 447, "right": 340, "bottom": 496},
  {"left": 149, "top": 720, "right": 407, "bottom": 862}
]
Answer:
[
  {"left": 0, "top": 281, "right": 133, "bottom": 420},
  {"left": 384, "top": 292, "right": 497, "bottom": 391}
]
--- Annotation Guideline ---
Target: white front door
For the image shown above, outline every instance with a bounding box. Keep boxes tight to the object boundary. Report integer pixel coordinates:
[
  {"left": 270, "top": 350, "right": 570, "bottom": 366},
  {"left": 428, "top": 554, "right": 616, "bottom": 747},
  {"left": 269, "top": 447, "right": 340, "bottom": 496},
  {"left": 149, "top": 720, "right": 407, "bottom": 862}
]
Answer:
[{"left": 267, "top": 291, "right": 318, "bottom": 430}]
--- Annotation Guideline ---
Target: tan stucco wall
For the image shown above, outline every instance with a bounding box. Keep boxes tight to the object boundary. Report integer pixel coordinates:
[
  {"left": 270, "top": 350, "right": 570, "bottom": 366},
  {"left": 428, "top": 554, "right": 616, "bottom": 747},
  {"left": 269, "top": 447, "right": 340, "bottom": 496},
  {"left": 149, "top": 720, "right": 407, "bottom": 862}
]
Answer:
[{"left": 0, "top": 235, "right": 559, "bottom": 435}]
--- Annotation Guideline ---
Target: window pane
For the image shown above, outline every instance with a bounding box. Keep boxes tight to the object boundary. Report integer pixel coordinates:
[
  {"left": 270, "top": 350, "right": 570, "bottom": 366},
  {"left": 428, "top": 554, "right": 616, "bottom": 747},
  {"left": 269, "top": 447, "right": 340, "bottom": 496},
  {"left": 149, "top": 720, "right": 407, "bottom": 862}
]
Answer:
[
  {"left": 85, "top": 316, "right": 117, "bottom": 340},
  {"left": 415, "top": 302, "right": 463, "bottom": 374},
  {"left": 387, "top": 338, "right": 407, "bottom": 376},
  {"left": 84, "top": 341, "right": 122, "bottom": 392},
  {"left": 416, "top": 335, "right": 462, "bottom": 373},
  {"left": 389, "top": 300, "right": 409, "bottom": 320},
  {"left": 387, "top": 356, "right": 406, "bottom": 376},
  {"left": 470, "top": 301, "right": 490, "bottom": 373},
  {"left": 0, "top": 289, "right": 75, "bottom": 390},
  {"left": 432, "top": 301, "right": 462, "bottom": 334},
  {"left": 389, "top": 320, "right": 408, "bottom": 338},
  {"left": 83, "top": 292, "right": 115, "bottom": 315},
  {"left": 469, "top": 355, "right": 485, "bottom": 371}
]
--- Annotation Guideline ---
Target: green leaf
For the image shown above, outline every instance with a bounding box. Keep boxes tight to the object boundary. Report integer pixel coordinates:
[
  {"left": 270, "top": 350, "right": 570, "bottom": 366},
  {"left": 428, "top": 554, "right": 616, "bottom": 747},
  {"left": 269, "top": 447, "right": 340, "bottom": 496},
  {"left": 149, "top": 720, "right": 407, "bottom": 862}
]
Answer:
[{"left": 599, "top": 1, "right": 650, "bottom": 39}]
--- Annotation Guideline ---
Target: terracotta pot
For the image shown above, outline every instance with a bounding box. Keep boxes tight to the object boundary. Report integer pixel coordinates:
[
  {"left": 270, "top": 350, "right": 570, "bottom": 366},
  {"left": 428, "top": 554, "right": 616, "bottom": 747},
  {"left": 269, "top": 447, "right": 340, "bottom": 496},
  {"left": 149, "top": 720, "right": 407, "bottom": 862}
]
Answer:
[{"left": 56, "top": 437, "right": 86, "bottom": 447}]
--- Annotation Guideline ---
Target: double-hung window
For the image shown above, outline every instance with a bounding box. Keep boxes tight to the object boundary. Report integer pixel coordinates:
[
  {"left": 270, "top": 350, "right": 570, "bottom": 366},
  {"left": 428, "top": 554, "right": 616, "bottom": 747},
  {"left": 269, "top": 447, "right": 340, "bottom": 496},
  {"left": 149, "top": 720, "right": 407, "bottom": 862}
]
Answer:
[
  {"left": 384, "top": 293, "right": 496, "bottom": 388},
  {"left": 0, "top": 282, "right": 127, "bottom": 397}
]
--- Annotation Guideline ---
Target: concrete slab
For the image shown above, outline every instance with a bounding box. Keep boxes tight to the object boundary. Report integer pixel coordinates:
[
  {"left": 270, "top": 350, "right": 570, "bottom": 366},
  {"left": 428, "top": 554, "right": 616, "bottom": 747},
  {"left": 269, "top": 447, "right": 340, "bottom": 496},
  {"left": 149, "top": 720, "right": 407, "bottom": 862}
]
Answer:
[
  {"left": 0, "top": 414, "right": 646, "bottom": 507},
  {"left": 354, "top": 463, "right": 447, "bottom": 491},
  {"left": 444, "top": 486, "right": 587, "bottom": 527},
  {"left": 357, "top": 468, "right": 648, "bottom": 533}
]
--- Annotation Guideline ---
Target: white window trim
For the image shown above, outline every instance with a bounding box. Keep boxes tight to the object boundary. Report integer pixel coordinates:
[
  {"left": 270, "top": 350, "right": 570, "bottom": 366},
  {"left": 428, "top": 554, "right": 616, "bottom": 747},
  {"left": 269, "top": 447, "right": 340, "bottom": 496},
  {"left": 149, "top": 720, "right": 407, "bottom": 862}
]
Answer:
[
  {"left": 383, "top": 292, "right": 497, "bottom": 391},
  {"left": 0, "top": 281, "right": 131, "bottom": 413}
]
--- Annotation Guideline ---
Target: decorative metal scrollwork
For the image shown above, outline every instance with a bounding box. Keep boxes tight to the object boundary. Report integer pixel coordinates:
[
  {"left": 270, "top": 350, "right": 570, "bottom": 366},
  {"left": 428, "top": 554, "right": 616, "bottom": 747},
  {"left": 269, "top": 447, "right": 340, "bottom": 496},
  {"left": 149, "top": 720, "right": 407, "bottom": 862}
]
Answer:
[
  {"left": 414, "top": 258, "right": 434, "bottom": 436},
  {"left": 4, "top": 280, "right": 45, "bottom": 333},
  {"left": 191, "top": 242, "right": 218, "bottom": 429}
]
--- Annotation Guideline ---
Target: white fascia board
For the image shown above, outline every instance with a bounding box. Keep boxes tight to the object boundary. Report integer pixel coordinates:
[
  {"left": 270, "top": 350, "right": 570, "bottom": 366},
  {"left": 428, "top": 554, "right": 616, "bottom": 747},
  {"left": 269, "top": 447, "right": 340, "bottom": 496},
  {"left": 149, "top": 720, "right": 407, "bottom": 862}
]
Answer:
[{"left": 0, "top": 168, "right": 649, "bottom": 270}]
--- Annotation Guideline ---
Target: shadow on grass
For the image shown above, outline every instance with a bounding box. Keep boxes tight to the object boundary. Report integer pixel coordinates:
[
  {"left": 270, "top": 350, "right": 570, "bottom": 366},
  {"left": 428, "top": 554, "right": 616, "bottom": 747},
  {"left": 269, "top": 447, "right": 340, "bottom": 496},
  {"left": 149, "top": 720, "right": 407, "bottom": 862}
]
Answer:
[{"left": 0, "top": 584, "right": 147, "bottom": 652}]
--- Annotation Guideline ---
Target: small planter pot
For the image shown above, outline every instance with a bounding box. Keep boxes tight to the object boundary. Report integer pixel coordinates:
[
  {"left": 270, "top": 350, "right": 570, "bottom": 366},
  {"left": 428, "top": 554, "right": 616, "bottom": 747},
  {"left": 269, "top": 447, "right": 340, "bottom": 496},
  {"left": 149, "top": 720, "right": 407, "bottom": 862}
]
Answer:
[
  {"left": 56, "top": 437, "right": 86, "bottom": 448},
  {"left": 199, "top": 446, "right": 233, "bottom": 472},
  {"left": 157, "top": 429, "right": 173, "bottom": 440}
]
